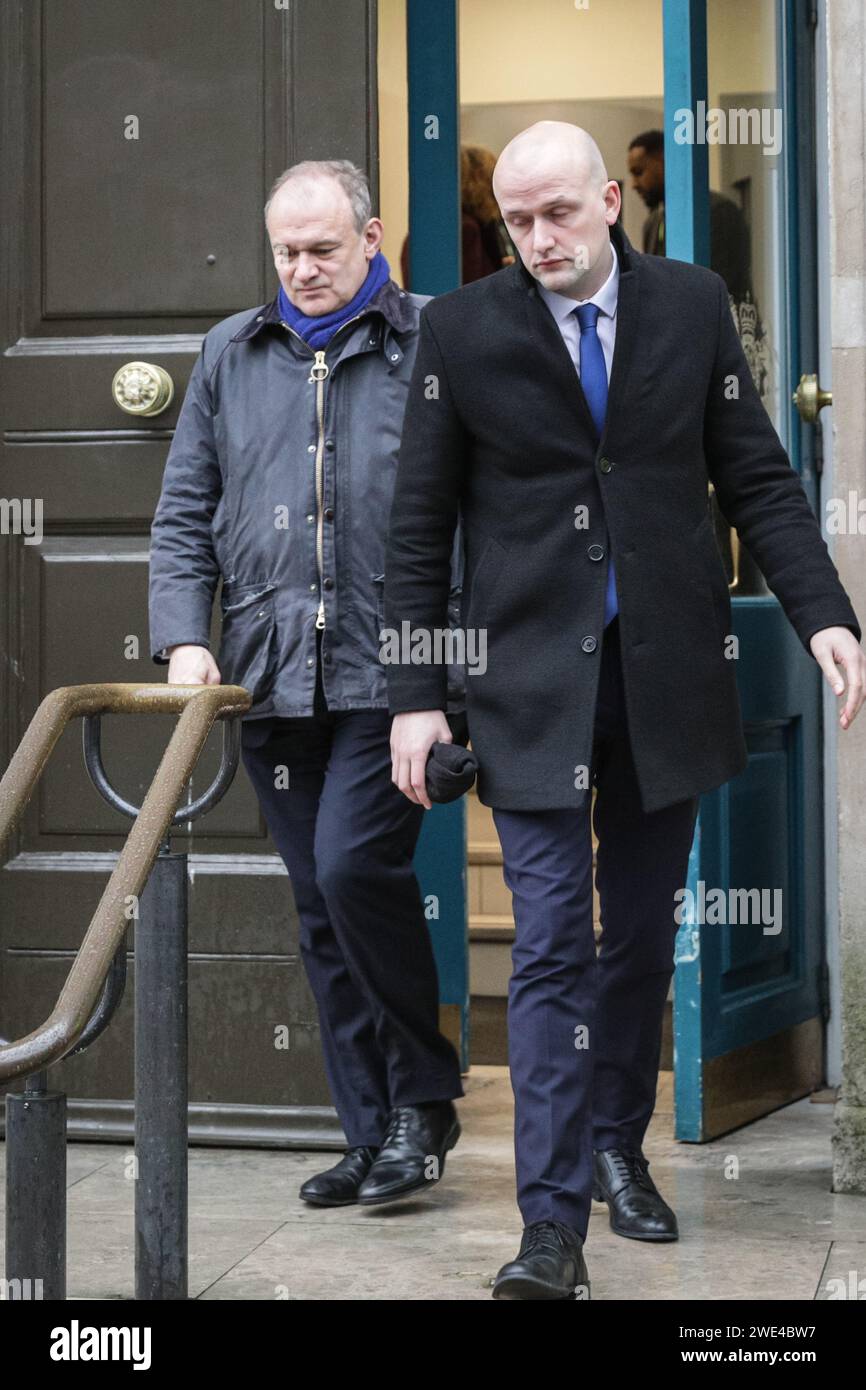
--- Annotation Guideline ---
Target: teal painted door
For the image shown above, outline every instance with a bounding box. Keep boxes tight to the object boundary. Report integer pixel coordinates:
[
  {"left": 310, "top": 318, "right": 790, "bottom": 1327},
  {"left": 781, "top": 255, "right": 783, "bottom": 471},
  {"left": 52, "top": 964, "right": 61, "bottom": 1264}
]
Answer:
[
  {"left": 668, "top": 0, "right": 828, "bottom": 1139},
  {"left": 404, "top": 0, "right": 470, "bottom": 1068}
]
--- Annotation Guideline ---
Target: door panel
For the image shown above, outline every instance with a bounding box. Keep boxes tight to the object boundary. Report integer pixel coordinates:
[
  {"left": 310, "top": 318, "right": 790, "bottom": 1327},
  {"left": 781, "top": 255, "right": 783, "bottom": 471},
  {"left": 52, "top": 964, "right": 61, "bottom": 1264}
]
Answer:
[{"left": 42, "top": 2, "right": 266, "bottom": 318}]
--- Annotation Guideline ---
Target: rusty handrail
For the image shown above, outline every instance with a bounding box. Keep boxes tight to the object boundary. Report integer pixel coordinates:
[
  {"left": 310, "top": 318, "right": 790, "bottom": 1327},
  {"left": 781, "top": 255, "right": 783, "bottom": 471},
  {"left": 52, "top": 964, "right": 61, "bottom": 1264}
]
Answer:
[{"left": 0, "top": 682, "right": 251, "bottom": 1082}]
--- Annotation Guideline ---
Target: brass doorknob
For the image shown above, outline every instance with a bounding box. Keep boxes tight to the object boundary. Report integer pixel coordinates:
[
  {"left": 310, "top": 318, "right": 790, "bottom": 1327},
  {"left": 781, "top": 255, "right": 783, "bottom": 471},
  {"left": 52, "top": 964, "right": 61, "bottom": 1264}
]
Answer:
[
  {"left": 111, "top": 361, "right": 174, "bottom": 417},
  {"left": 792, "top": 373, "right": 832, "bottom": 424}
]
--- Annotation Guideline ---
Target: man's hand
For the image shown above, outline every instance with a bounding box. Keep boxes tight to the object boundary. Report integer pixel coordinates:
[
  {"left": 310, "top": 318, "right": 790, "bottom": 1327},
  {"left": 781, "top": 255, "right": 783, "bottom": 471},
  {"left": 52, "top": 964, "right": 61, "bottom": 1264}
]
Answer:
[
  {"left": 166, "top": 644, "right": 221, "bottom": 686},
  {"left": 391, "top": 710, "right": 452, "bottom": 810},
  {"left": 809, "top": 627, "right": 865, "bottom": 730}
]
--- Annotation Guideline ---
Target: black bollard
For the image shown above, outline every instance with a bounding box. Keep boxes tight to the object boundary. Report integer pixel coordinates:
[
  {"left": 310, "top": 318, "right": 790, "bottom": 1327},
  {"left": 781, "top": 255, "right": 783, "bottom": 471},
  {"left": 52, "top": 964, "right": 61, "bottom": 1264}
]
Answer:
[
  {"left": 5, "top": 1073, "right": 66, "bottom": 1301},
  {"left": 134, "top": 846, "right": 189, "bottom": 1300}
]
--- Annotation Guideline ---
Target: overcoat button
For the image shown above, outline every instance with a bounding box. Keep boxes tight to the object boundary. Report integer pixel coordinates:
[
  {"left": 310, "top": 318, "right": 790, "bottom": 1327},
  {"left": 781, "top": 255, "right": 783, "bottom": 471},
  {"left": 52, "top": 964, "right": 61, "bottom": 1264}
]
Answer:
[
  {"left": 587, "top": 544, "right": 604, "bottom": 561},
  {"left": 581, "top": 635, "right": 598, "bottom": 653},
  {"left": 599, "top": 457, "right": 613, "bottom": 473},
  {"left": 323, "top": 576, "right": 334, "bottom": 589}
]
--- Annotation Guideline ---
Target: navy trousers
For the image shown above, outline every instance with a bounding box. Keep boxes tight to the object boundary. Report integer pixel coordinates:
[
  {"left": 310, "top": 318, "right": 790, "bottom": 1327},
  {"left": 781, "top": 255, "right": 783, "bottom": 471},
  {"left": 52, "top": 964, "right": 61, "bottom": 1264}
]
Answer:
[
  {"left": 492, "top": 615, "right": 699, "bottom": 1240},
  {"left": 240, "top": 653, "right": 463, "bottom": 1147}
]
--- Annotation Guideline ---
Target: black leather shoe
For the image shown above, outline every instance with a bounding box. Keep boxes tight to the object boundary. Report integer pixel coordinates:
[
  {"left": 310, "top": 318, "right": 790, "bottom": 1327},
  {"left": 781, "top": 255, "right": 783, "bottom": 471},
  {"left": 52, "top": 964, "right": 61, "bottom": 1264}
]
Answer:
[
  {"left": 299, "top": 1146, "right": 378, "bottom": 1206},
  {"left": 356, "top": 1101, "right": 460, "bottom": 1205},
  {"left": 592, "top": 1148, "right": 678, "bottom": 1240},
  {"left": 493, "top": 1221, "right": 590, "bottom": 1301}
]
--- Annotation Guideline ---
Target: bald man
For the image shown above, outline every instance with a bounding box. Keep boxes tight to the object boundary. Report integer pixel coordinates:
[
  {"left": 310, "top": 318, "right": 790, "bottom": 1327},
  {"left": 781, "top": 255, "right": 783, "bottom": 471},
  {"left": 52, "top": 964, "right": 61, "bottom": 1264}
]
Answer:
[{"left": 384, "top": 122, "right": 863, "bottom": 1300}]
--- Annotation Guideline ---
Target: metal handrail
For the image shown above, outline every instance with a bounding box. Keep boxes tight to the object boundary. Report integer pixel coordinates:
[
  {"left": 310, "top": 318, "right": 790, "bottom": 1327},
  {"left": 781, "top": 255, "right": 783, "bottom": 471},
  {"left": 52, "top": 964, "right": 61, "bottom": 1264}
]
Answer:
[
  {"left": 0, "top": 682, "right": 251, "bottom": 1082},
  {"left": 65, "top": 939, "right": 127, "bottom": 1059},
  {"left": 82, "top": 710, "right": 241, "bottom": 824}
]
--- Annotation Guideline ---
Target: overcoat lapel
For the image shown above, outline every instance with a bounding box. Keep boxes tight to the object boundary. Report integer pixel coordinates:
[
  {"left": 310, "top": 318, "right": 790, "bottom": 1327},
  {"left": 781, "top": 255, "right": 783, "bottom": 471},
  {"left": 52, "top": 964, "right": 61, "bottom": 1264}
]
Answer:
[
  {"left": 600, "top": 258, "right": 639, "bottom": 455},
  {"left": 518, "top": 276, "right": 599, "bottom": 439}
]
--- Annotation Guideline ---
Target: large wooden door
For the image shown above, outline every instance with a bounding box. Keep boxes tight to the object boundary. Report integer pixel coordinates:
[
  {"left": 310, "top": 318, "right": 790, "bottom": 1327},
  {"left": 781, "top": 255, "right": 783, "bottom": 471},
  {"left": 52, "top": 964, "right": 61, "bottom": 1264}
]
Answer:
[{"left": 0, "top": 0, "right": 379, "bottom": 1145}]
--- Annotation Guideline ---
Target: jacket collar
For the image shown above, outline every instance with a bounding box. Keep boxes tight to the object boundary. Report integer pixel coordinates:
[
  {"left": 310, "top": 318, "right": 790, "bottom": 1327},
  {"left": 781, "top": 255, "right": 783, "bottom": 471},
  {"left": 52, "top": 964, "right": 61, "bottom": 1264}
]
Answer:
[
  {"left": 510, "top": 219, "right": 636, "bottom": 296},
  {"left": 230, "top": 277, "right": 417, "bottom": 344}
]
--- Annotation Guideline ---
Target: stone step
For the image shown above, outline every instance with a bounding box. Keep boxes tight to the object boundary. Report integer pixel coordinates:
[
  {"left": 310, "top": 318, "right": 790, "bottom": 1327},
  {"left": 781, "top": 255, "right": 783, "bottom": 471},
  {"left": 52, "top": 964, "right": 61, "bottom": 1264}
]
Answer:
[{"left": 469, "top": 912, "right": 514, "bottom": 941}]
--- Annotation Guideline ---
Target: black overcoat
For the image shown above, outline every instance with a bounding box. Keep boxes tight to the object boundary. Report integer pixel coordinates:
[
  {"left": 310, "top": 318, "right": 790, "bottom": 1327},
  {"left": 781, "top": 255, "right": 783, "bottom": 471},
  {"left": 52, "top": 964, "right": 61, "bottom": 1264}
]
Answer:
[{"left": 383, "top": 223, "right": 861, "bottom": 813}]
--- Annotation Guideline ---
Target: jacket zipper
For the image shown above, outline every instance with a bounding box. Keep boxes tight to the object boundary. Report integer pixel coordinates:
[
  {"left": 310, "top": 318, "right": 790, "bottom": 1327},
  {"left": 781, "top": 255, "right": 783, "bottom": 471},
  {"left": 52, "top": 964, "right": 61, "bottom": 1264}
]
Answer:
[
  {"left": 311, "top": 348, "right": 328, "bottom": 629},
  {"left": 280, "top": 311, "right": 371, "bottom": 632}
]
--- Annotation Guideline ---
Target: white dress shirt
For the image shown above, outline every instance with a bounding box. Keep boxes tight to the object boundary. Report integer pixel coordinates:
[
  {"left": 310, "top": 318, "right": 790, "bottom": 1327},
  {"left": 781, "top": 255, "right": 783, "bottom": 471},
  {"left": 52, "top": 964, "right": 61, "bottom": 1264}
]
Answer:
[{"left": 538, "top": 239, "right": 620, "bottom": 384}]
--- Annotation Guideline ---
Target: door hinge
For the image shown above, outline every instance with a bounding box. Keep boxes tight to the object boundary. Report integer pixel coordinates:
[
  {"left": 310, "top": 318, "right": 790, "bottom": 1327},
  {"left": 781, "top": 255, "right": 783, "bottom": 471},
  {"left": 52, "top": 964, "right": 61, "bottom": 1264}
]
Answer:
[{"left": 818, "top": 960, "right": 831, "bottom": 1022}]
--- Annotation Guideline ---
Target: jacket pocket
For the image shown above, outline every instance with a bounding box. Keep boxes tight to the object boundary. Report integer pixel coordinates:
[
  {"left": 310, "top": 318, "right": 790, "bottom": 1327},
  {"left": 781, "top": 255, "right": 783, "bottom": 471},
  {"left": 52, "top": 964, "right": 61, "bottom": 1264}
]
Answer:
[
  {"left": 372, "top": 573, "right": 386, "bottom": 640},
  {"left": 466, "top": 536, "right": 508, "bottom": 629},
  {"left": 217, "top": 582, "right": 279, "bottom": 700}
]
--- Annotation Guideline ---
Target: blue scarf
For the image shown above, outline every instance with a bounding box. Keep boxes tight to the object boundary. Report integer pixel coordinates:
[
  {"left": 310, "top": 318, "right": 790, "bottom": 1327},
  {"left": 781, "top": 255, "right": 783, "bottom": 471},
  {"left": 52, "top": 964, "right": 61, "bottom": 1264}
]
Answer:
[{"left": 277, "top": 251, "right": 391, "bottom": 350}]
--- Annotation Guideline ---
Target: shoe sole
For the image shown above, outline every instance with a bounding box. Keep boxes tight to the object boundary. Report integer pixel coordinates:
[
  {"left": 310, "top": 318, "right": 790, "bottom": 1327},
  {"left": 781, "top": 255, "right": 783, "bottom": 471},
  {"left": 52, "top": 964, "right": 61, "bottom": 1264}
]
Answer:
[
  {"left": 299, "top": 1191, "right": 362, "bottom": 1208},
  {"left": 591, "top": 1183, "right": 678, "bottom": 1241},
  {"left": 493, "top": 1273, "right": 591, "bottom": 1301},
  {"left": 357, "top": 1120, "right": 461, "bottom": 1207}
]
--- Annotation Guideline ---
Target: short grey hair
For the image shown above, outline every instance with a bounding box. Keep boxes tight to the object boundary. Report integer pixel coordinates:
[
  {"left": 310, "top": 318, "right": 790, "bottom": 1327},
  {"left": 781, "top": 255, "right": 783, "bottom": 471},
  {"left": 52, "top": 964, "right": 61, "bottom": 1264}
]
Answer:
[{"left": 264, "top": 159, "right": 372, "bottom": 232}]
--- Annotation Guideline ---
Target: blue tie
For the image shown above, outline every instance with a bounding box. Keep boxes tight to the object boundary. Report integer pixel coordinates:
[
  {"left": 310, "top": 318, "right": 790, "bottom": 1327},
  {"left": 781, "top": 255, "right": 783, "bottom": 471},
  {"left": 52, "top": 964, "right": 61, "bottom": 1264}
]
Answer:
[{"left": 575, "top": 302, "right": 617, "bottom": 627}]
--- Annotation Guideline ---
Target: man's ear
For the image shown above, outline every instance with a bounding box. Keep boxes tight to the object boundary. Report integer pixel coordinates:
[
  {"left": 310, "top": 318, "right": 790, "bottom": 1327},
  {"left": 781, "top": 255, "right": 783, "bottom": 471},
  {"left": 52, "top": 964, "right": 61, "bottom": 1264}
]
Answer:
[{"left": 364, "top": 217, "right": 385, "bottom": 255}]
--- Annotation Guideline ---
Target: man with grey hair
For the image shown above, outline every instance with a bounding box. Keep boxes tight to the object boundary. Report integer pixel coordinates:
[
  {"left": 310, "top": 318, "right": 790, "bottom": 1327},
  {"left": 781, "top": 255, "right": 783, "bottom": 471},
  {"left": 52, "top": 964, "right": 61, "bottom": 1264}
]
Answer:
[{"left": 149, "top": 160, "right": 464, "bottom": 1211}]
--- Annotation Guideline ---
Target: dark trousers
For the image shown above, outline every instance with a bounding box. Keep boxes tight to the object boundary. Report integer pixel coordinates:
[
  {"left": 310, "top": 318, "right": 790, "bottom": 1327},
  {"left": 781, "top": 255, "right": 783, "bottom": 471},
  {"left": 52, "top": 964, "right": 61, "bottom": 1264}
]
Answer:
[
  {"left": 492, "top": 616, "right": 699, "bottom": 1239},
  {"left": 240, "top": 658, "right": 463, "bottom": 1148}
]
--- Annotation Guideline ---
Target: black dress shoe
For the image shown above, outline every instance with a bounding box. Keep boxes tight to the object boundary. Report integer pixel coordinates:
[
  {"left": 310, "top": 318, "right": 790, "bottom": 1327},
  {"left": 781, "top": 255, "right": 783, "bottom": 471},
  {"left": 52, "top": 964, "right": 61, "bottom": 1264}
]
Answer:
[
  {"left": 299, "top": 1146, "right": 378, "bottom": 1206},
  {"left": 493, "top": 1221, "right": 590, "bottom": 1301},
  {"left": 356, "top": 1101, "right": 460, "bottom": 1205},
  {"left": 592, "top": 1148, "right": 678, "bottom": 1241}
]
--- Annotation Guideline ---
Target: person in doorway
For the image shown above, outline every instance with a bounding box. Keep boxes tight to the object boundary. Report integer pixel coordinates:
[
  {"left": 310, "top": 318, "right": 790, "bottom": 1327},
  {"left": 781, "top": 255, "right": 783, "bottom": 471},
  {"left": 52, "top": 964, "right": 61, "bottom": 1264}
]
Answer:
[
  {"left": 627, "top": 127, "right": 752, "bottom": 301},
  {"left": 384, "top": 121, "right": 864, "bottom": 1299},
  {"left": 401, "top": 144, "right": 516, "bottom": 289},
  {"left": 149, "top": 160, "right": 464, "bottom": 1212}
]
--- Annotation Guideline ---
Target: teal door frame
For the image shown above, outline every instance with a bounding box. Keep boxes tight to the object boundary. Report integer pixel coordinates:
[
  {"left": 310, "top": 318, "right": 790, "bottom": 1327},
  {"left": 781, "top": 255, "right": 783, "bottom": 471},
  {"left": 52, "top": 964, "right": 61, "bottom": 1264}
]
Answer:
[
  {"left": 663, "top": 0, "right": 710, "bottom": 266},
  {"left": 668, "top": 0, "right": 826, "bottom": 1139},
  {"left": 404, "top": 0, "right": 470, "bottom": 1069}
]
